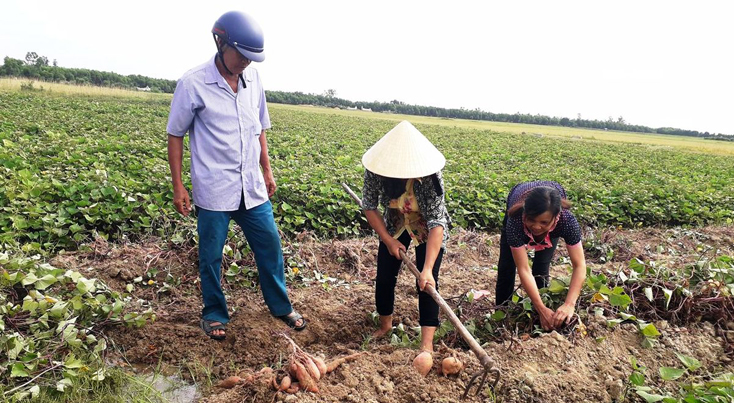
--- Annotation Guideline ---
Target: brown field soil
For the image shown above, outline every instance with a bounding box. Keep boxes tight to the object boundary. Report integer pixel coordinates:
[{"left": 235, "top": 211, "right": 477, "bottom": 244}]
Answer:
[{"left": 51, "top": 225, "right": 734, "bottom": 403}]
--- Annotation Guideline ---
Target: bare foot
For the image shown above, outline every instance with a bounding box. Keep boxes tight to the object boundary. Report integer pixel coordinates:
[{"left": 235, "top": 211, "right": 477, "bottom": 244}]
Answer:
[
  {"left": 372, "top": 326, "right": 392, "bottom": 338},
  {"left": 372, "top": 314, "right": 393, "bottom": 338}
]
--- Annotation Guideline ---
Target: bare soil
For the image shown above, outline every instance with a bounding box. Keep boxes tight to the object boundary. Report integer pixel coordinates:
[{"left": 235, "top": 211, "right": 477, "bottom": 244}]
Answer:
[{"left": 51, "top": 225, "right": 734, "bottom": 403}]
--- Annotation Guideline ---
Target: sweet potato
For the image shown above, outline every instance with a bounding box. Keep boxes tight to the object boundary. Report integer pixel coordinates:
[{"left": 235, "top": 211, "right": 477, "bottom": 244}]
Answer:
[
  {"left": 326, "top": 352, "right": 365, "bottom": 373},
  {"left": 216, "top": 375, "right": 243, "bottom": 389},
  {"left": 295, "top": 362, "right": 319, "bottom": 392},
  {"left": 441, "top": 357, "right": 463, "bottom": 376},
  {"left": 413, "top": 351, "right": 433, "bottom": 377},
  {"left": 280, "top": 375, "right": 292, "bottom": 391},
  {"left": 303, "top": 356, "right": 321, "bottom": 381},
  {"left": 312, "top": 356, "right": 328, "bottom": 377},
  {"left": 285, "top": 382, "right": 300, "bottom": 394}
]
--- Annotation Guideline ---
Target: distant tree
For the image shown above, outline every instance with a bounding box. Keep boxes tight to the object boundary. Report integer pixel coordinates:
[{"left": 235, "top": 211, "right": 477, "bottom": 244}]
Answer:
[
  {"left": 323, "top": 88, "right": 336, "bottom": 98},
  {"left": 1, "top": 56, "right": 23, "bottom": 76},
  {"left": 53, "top": 59, "right": 58, "bottom": 67},
  {"left": 35, "top": 56, "right": 49, "bottom": 67},
  {"left": 24, "top": 52, "right": 39, "bottom": 65}
]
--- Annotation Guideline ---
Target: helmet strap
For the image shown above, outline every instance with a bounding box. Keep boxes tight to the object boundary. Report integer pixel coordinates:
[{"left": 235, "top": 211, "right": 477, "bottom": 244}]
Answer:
[{"left": 213, "top": 34, "right": 247, "bottom": 89}]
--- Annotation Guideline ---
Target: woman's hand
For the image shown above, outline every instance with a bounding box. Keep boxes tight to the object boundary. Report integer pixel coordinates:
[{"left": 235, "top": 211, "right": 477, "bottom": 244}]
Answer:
[
  {"left": 385, "top": 237, "right": 406, "bottom": 259},
  {"left": 538, "top": 305, "right": 557, "bottom": 331},
  {"left": 418, "top": 270, "right": 436, "bottom": 291},
  {"left": 552, "top": 303, "right": 575, "bottom": 328}
]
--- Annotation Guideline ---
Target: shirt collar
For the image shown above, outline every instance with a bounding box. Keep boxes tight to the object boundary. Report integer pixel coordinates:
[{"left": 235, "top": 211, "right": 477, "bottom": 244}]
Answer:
[
  {"left": 204, "top": 55, "right": 220, "bottom": 85},
  {"left": 204, "top": 55, "right": 253, "bottom": 88},
  {"left": 522, "top": 213, "right": 560, "bottom": 251}
]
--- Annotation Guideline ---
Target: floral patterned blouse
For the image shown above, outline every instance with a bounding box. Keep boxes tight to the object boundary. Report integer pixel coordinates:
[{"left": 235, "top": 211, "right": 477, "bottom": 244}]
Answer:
[{"left": 362, "top": 169, "right": 450, "bottom": 248}]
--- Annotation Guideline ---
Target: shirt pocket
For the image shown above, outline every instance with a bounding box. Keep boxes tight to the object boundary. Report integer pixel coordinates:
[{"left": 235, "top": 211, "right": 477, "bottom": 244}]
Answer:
[{"left": 247, "top": 80, "right": 263, "bottom": 135}]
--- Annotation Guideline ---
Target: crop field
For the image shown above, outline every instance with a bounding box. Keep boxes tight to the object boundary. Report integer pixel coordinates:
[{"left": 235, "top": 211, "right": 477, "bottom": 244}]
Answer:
[
  {"left": 276, "top": 103, "right": 734, "bottom": 156},
  {"left": 1, "top": 87, "right": 733, "bottom": 403},
  {"left": 1, "top": 91, "right": 733, "bottom": 251}
]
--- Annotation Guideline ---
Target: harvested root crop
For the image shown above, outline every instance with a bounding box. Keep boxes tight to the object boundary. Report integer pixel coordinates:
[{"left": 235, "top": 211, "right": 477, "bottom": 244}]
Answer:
[
  {"left": 279, "top": 333, "right": 365, "bottom": 393},
  {"left": 441, "top": 356, "right": 463, "bottom": 376},
  {"left": 325, "top": 352, "right": 364, "bottom": 373},
  {"left": 413, "top": 351, "right": 433, "bottom": 377},
  {"left": 215, "top": 375, "right": 244, "bottom": 389}
]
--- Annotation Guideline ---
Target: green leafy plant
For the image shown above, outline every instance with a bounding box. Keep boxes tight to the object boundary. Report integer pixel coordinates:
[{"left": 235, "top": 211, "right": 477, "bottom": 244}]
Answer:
[
  {"left": 1, "top": 255, "right": 155, "bottom": 400},
  {"left": 626, "top": 353, "right": 733, "bottom": 403}
]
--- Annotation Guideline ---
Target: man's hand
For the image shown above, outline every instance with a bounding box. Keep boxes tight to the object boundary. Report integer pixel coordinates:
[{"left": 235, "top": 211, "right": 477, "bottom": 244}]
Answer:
[
  {"left": 264, "top": 170, "right": 277, "bottom": 198},
  {"left": 552, "top": 303, "right": 575, "bottom": 328},
  {"left": 538, "top": 305, "right": 557, "bottom": 331},
  {"left": 173, "top": 183, "right": 191, "bottom": 216}
]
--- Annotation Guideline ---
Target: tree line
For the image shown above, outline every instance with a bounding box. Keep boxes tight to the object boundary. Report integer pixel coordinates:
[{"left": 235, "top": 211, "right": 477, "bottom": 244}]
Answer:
[
  {"left": 267, "top": 90, "right": 733, "bottom": 139},
  {"left": 0, "top": 54, "right": 176, "bottom": 93},
  {"left": 2, "top": 52, "right": 731, "bottom": 139}
]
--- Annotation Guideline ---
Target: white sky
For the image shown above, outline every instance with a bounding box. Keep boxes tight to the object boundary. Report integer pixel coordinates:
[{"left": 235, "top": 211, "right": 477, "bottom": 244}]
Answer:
[{"left": 1, "top": 0, "right": 732, "bottom": 134}]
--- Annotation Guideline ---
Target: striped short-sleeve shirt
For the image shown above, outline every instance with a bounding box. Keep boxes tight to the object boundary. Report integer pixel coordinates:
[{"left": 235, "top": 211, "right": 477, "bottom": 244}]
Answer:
[{"left": 167, "top": 55, "right": 271, "bottom": 211}]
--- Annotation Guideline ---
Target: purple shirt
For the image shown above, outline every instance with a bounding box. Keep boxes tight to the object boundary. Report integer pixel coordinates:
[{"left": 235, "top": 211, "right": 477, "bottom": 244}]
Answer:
[
  {"left": 167, "top": 55, "right": 272, "bottom": 211},
  {"left": 504, "top": 181, "right": 582, "bottom": 250}
]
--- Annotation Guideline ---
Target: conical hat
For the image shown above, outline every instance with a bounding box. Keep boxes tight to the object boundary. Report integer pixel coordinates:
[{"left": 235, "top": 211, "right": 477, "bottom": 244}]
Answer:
[{"left": 361, "top": 121, "right": 445, "bottom": 179}]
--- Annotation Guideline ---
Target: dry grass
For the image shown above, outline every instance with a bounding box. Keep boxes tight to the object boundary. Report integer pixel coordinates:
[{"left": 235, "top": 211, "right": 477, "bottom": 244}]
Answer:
[{"left": 0, "top": 77, "right": 169, "bottom": 100}]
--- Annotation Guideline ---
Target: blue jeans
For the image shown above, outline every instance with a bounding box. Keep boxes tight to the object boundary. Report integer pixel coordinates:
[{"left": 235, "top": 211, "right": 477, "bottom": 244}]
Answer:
[{"left": 197, "top": 199, "right": 293, "bottom": 324}]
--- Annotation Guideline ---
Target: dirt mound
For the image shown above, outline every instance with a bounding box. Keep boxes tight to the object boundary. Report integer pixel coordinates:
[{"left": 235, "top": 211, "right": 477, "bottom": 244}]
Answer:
[{"left": 50, "top": 226, "right": 734, "bottom": 402}]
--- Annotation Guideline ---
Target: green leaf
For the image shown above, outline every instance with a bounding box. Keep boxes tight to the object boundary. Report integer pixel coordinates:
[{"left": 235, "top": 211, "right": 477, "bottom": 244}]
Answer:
[
  {"left": 56, "top": 378, "right": 73, "bottom": 392},
  {"left": 640, "top": 323, "right": 661, "bottom": 338},
  {"left": 636, "top": 390, "right": 669, "bottom": 402},
  {"left": 94, "top": 338, "right": 107, "bottom": 354},
  {"left": 659, "top": 367, "right": 686, "bottom": 381},
  {"left": 35, "top": 274, "right": 58, "bottom": 290},
  {"left": 49, "top": 301, "right": 69, "bottom": 318},
  {"left": 618, "top": 312, "right": 638, "bottom": 321},
  {"left": 21, "top": 272, "right": 38, "bottom": 286},
  {"left": 490, "top": 310, "right": 506, "bottom": 321},
  {"left": 606, "top": 319, "right": 623, "bottom": 328},
  {"left": 609, "top": 293, "right": 632, "bottom": 309},
  {"left": 629, "top": 258, "right": 646, "bottom": 273},
  {"left": 548, "top": 278, "right": 567, "bottom": 293},
  {"left": 22, "top": 298, "right": 39, "bottom": 314},
  {"left": 91, "top": 368, "right": 106, "bottom": 381},
  {"left": 674, "top": 352, "right": 701, "bottom": 371},
  {"left": 630, "top": 372, "right": 645, "bottom": 386},
  {"left": 11, "top": 363, "right": 29, "bottom": 377},
  {"left": 76, "top": 277, "right": 96, "bottom": 294},
  {"left": 64, "top": 354, "right": 85, "bottom": 369},
  {"left": 64, "top": 269, "right": 83, "bottom": 282}
]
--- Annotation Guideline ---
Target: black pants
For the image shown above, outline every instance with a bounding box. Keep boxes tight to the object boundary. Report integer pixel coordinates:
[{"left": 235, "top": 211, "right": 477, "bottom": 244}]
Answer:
[
  {"left": 376, "top": 231, "right": 444, "bottom": 327},
  {"left": 495, "top": 216, "right": 558, "bottom": 306}
]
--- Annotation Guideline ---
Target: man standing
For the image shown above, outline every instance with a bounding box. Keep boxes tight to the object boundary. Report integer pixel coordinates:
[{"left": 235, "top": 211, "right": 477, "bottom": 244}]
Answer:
[{"left": 167, "top": 10, "right": 306, "bottom": 340}]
